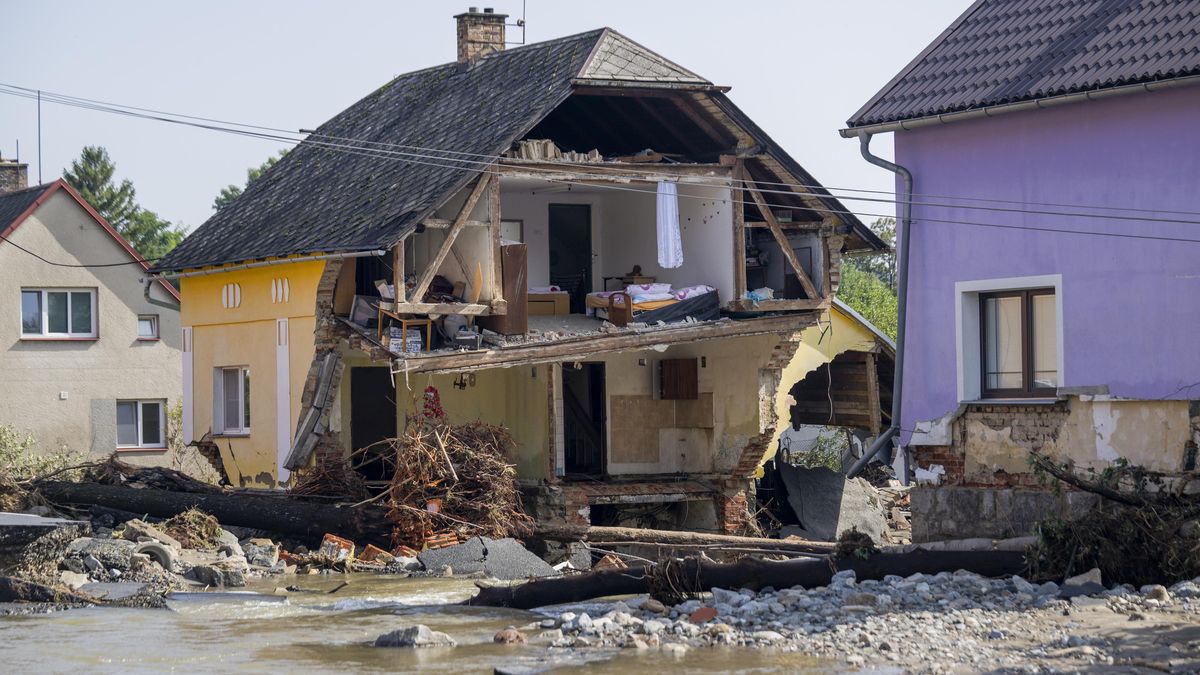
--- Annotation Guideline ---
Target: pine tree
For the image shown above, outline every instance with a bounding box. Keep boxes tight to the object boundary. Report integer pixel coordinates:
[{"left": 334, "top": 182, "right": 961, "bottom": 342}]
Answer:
[
  {"left": 63, "top": 146, "right": 185, "bottom": 260},
  {"left": 63, "top": 146, "right": 139, "bottom": 231}
]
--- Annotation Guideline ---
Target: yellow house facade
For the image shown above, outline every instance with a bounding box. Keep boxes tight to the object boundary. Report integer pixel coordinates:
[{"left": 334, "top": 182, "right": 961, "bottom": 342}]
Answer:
[{"left": 179, "top": 259, "right": 325, "bottom": 486}]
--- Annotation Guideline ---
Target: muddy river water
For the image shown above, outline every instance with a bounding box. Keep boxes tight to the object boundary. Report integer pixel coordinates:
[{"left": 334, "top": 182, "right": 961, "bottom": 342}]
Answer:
[{"left": 0, "top": 574, "right": 830, "bottom": 673}]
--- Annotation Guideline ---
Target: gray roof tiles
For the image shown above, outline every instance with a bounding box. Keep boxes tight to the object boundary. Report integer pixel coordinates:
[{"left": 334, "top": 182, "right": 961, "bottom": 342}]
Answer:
[{"left": 848, "top": 0, "right": 1200, "bottom": 128}]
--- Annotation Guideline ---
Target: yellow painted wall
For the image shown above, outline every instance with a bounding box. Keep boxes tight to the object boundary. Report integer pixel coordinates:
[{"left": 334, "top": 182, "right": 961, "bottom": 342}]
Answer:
[
  {"left": 181, "top": 259, "right": 325, "bottom": 487},
  {"left": 762, "top": 305, "right": 888, "bottom": 472}
]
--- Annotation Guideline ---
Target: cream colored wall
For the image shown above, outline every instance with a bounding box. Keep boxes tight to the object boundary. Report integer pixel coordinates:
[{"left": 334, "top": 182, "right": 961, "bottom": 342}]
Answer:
[
  {"left": 392, "top": 365, "right": 551, "bottom": 479},
  {"left": 182, "top": 259, "right": 324, "bottom": 487},
  {"left": 961, "top": 398, "right": 1193, "bottom": 479},
  {"left": 0, "top": 191, "right": 181, "bottom": 462}
]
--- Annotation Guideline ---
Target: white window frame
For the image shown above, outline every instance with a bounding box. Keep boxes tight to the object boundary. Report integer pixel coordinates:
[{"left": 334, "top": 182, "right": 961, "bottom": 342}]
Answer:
[
  {"left": 137, "top": 314, "right": 159, "bottom": 340},
  {"left": 20, "top": 288, "right": 97, "bottom": 338},
  {"left": 955, "top": 274, "right": 1064, "bottom": 402},
  {"left": 214, "top": 366, "right": 251, "bottom": 436},
  {"left": 116, "top": 399, "right": 167, "bottom": 449}
]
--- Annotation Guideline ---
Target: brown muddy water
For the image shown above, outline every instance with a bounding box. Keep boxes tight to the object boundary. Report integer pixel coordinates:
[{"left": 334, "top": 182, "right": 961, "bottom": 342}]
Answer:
[{"left": 0, "top": 574, "right": 831, "bottom": 673}]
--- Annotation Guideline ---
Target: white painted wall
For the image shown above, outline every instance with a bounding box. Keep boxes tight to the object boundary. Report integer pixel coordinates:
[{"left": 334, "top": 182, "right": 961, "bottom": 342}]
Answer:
[
  {"left": 0, "top": 190, "right": 182, "bottom": 464},
  {"left": 500, "top": 181, "right": 734, "bottom": 301}
]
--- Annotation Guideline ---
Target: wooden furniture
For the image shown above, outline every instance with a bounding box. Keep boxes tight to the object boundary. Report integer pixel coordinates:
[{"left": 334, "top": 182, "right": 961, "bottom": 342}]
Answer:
[
  {"left": 376, "top": 306, "right": 433, "bottom": 354},
  {"left": 528, "top": 291, "right": 570, "bottom": 315},
  {"left": 605, "top": 292, "right": 634, "bottom": 327},
  {"left": 477, "top": 243, "right": 528, "bottom": 336},
  {"left": 602, "top": 274, "right": 657, "bottom": 291}
]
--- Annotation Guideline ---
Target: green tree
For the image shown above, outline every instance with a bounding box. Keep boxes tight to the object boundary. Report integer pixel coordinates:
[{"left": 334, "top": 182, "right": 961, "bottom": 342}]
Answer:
[
  {"left": 213, "top": 151, "right": 286, "bottom": 211},
  {"left": 63, "top": 146, "right": 138, "bottom": 231},
  {"left": 838, "top": 218, "right": 898, "bottom": 338},
  {"left": 63, "top": 146, "right": 186, "bottom": 260}
]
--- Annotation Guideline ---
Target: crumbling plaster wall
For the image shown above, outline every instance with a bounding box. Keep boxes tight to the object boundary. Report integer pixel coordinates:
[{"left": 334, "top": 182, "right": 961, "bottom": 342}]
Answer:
[{"left": 915, "top": 398, "right": 1196, "bottom": 488}]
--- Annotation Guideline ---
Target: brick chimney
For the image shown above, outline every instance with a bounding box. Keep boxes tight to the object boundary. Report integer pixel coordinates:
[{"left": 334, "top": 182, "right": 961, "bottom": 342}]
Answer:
[
  {"left": 455, "top": 7, "right": 507, "bottom": 62},
  {"left": 0, "top": 155, "right": 28, "bottom": 193}
]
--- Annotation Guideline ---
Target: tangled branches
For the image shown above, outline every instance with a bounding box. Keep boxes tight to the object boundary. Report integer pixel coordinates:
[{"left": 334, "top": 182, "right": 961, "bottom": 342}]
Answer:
[
  {"left": 351, "top": 413, "right": 533, "bottom": 549},
  {"left": 1026, "top": 450, "right": 1200, "bottom": 585}
]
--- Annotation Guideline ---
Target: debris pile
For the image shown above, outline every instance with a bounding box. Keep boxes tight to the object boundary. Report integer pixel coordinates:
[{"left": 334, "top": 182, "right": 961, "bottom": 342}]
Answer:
[{"left": 351, "top": 409, "right": 533, "bottom": 550}]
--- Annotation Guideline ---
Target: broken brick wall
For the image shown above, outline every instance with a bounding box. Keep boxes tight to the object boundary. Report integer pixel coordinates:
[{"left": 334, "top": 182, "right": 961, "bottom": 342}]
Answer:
[{"left": 909, "top": 397, "right": 1199, "bottom": 542}]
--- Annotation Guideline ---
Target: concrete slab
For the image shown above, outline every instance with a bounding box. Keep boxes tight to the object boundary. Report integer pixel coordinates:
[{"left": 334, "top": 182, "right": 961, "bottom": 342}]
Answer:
[
  {"left": 418, "top": 537, "right": 557, "bottom": 580},
  {"left": 77, "top": 582, "right": 149, "bottom": 601},
  {"left": 778, "top": 465, "right": 886, "bottom": 544}
]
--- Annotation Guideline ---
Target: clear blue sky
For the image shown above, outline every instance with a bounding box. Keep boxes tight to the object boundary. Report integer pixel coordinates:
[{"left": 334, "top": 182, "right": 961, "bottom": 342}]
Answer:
[{"left": 2, "top": 1, "right": 970, "bottom": 230}]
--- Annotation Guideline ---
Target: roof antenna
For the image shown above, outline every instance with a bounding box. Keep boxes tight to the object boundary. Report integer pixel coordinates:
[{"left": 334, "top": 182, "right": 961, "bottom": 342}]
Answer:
[{"left": 505, "top": 0, "right": 526, "bottom": 46}]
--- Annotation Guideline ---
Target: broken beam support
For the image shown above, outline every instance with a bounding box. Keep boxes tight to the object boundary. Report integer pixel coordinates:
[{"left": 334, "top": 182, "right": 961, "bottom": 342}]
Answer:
[
  {"left": 410, "top": 172, "right": 492, "bottom": 302},
  {"left": 866, "top": 351, "right": 883, "bottom": 438},
  {"left": 732, "top": 158, "right": 747, "bottom": 304},
  {"left": 420, "top": 218, "right": 490, "bottom": 229},
  {"left": 384, "top": 302, "right": 490, "bottom": 316},
  {"left": 745, "top": 179, "right": 819, "bottom": 300},
  {"left": 488, "top": 173, "right": 503, "bottom": 305}
]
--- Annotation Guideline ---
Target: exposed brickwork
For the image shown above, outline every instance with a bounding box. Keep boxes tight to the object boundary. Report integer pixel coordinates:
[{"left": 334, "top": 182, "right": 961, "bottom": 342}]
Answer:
[
  {"left": 963, "top": 402, "right": 1070, "bottom": 452},
  {"left": 456, "top": 9, "right": 506, "bottom": 62},
  {"left": 912, "top": 445, "right": 964, "bottom": 485},
  {"left": 730, "top": 332, "right": 806, "bottom": 478},
  {"left": 717, "top": 481, "right": 753, "bottom": 535}
]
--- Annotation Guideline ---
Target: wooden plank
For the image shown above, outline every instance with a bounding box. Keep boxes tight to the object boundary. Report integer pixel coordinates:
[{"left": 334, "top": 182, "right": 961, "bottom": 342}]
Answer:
[
  {"left": 866, "top": 352, "right": 882, "bottom": 438},
  {"left": 822, "top": 230, "right": 833, "bottom": 300},
  {"left": 488, "top": 173, "right": 503, "bottom": 304},
  {"left": 394, "top": 313, "right": 818, "bottom": 374},
  {"left": 497, "top": 161, "right": 729, "bottom": 178},
  {"left": 732, "top": 159, "right": 747, "bottom": 304},
  {"left": 410, "top": 173, "right": 492, "bottom": 302},
  {"left": 671, "top": 93, "right": 730, "bottom": 145},
  {"left": 393, "top": 238, "right": 406, "bottom": 303},
  {"left": 421, "top": 218, "right": 490, "bottom": 229},
  {"left": 745, "top": 179, "right": 819, "bottom": 300},
  {"left": 385, "top": 302, "right": 490, "bottom": 316},
  {"left": 745, "top": 221, "right": 823, "bottom": 230}
]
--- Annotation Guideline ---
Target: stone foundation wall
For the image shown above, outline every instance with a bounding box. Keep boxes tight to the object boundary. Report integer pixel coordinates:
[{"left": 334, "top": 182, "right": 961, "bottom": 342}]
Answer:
[{"left": 911, "top": 486, "right": 1099, "bottom": 542}]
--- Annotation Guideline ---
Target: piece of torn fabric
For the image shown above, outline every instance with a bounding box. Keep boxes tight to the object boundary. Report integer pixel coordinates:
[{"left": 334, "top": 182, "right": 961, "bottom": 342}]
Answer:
[{"left": 656, "top": 181, "right": 683, "bottom": 268}]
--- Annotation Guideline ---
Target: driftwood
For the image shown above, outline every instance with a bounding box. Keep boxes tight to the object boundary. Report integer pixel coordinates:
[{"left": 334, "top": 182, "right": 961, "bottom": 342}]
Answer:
[
  {"left": 36, "top": 482, "right": 393, "bottom": 547},
  {"left": 466, "top": 546, "right": 1026, "bottom": 610},
  {"left": 0, "top": 576, "right": 96, "bottom": 605},
  {"left": 539, "top": 524, "right": 837, "bottom": 556}
]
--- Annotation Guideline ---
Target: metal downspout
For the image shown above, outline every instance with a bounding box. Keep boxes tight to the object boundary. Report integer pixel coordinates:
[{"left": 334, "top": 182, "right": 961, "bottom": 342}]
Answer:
[{"left": 846, "top": 131, "right": 913, "bottom": 482}]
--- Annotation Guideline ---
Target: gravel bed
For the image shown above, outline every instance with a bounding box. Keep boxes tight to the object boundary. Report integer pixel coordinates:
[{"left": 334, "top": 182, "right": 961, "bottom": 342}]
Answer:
[{"left": 534, "top": 570, "right": 1200, "bottom": 672}]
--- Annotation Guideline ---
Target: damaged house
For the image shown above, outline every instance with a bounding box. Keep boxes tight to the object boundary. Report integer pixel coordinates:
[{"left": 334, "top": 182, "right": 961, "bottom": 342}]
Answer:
[
  {"left": 842, "top": 0, "right": 1200, "bottom": 541},
  {"left": 151, "top": 9, "right": 889, "bottom": 533}
]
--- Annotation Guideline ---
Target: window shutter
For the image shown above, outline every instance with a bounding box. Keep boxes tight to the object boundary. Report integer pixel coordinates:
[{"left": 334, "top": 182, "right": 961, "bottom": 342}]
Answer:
[{"left": 660, "top": 358, "right": 698, "bottom": 400}]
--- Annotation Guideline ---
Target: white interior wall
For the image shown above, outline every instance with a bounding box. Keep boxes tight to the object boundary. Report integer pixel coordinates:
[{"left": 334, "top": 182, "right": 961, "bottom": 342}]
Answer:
[{"left": 500, "top": 181, "right": 734, "bottom": 300}]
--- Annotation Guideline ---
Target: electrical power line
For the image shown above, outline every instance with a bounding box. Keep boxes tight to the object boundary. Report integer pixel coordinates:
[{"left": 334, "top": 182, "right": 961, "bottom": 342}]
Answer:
[
  {"left": 5, "top": 81, "right": 1200, "bottom": 262},
  {"left": 0, "top": 231, "right": 160, "bottom": 267},
  {"left": 9, "top": 81, "right": 1200, "bottom": 223}
]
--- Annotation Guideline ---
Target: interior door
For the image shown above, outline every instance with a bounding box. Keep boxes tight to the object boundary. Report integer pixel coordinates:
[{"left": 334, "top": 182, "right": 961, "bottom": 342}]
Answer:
[{"left": 548, "top": 204, "right": 592, "bottom": 313}]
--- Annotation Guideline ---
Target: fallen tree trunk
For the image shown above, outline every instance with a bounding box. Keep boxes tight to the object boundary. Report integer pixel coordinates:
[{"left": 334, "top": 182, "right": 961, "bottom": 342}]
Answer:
[
  {"left": 537, "top": 525, "right": 837, "bottom": 555},
  {"left": 466, "top": 547, "right": 1026, "bottom": 609},
  {"left": 36, "top": 482, "right": 393, "bottom": 547}
]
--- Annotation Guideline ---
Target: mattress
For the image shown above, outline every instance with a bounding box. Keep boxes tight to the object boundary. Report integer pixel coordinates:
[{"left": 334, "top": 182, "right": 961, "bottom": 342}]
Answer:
[{"left": 586, "top": 292, "right": 678, "bottom": 313}]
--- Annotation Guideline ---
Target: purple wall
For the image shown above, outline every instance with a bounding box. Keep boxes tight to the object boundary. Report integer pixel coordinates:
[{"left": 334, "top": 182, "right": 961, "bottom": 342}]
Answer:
[{"left": 893, "top": 85, "right": 1200, "bottom": 441}]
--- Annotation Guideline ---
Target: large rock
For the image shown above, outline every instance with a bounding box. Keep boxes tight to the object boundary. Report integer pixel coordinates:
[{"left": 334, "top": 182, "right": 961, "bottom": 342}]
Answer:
[
  {"left": 417, "top": 537, "right": 556, "bottom": 580},
  {"left": 777, "top": 465, "right": 887, "bottom": 544},
  {"left": 66, "top": 538, "right": 139, "bottom": 571},
  {"left": 186, "top": 563, "right": 246, "bottom": 588},
  {"left": 374, "top": 625, "right": 457, "bottom": 648},
  {"left": 241, "top": 538, "right": 279, "bottom": 567},
  {"left": 120, "top": 519, "right": 182, "bottom": 549}
]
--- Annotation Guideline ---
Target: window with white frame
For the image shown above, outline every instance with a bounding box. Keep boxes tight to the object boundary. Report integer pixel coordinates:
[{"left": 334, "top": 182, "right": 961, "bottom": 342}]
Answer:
[
  {"left": 137, "top": 314, "right": 159, "bottom": 339},
  {"left": 955, "top": 275, "right": 1062, "bottom": 402},
  {"left": 214, "top": 366, "right": 250, "bottom": 434},
  {"left": 116, "top": 399, "right": 166, "bottom": 448},
  {"left": 20, "top": 288, "right": 96, "bottom": 337}
]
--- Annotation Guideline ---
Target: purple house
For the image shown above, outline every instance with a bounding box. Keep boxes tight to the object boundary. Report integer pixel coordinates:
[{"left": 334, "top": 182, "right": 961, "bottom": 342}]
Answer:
[{"left": 842, "top": 0, "right": 1200, "bottom": 541}]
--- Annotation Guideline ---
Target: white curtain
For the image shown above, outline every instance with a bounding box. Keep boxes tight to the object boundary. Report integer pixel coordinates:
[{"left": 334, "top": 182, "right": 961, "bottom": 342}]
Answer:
[{"left": 656, "top": 181, "right": 683, "bottom": 268}]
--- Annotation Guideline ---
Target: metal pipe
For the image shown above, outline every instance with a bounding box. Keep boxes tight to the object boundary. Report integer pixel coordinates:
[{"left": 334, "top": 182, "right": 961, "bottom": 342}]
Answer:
[
  {"left": 147, "top": 249, "right": 387, "bottom": 281},
  {"left": 846, "top": 132, "right": 913, "bottom": 482},
  {"left": 839, "top": 74, "right": 1200, "bottom": 138}
]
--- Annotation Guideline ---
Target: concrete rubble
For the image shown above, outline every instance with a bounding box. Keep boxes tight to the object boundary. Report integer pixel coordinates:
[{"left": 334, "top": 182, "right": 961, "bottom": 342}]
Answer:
[{"left": 508, "top": 568, "right": 1200, "bottom": 672}]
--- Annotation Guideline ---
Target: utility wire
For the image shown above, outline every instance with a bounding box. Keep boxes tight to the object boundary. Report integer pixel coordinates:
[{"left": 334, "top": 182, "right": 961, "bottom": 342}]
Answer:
[
  {"left": 7, "top": 82, "right": 1200, "bottom": 223},
  {"left": 0, "top": 231, "right": 160, "bottom": 267},
  {"left": 7, "top": 83, "right": 1200, "bottom": 260}
]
